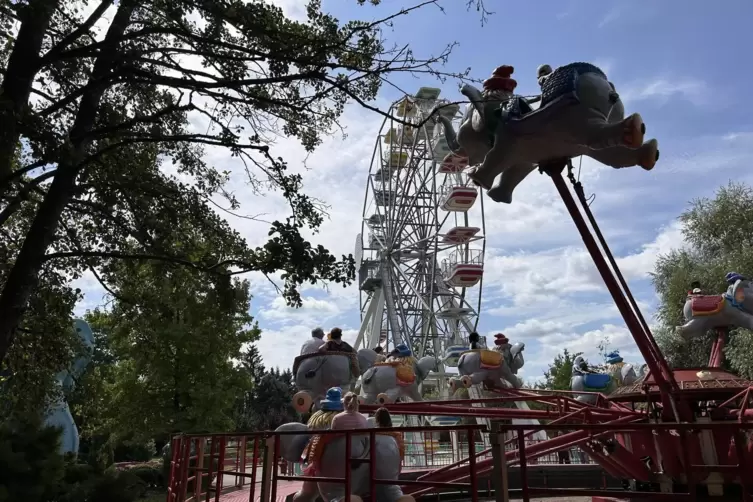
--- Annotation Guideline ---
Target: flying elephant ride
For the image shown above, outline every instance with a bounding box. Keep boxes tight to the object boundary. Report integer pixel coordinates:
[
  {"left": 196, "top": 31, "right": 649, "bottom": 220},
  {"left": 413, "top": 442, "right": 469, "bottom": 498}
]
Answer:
[
  {"left": 448, "top": 333, "right": 525, "bottom": 392},
  {"left": 432, "top": 62, "right": 660, "bottom": 204},
  {"left": 676, "top": 272, "right": 753, "bottom": 339},
  {"left": 359, "top": 344, "right": 440, "bottom": 405},
  {"left": 570, "top": 351, "right": 646, "bottom": 404},
  {"left": 275, "top": 387, "right": 415, "bottom": 502},
  {"left": 291, "top": 348, "right": 380, "bottom": 413}
]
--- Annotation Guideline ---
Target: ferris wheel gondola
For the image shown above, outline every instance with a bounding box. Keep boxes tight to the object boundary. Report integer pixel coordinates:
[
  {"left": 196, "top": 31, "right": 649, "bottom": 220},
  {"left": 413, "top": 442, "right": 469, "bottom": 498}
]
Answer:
[{"left": 351, "top": 87, "right": 487, "bottom": 374}]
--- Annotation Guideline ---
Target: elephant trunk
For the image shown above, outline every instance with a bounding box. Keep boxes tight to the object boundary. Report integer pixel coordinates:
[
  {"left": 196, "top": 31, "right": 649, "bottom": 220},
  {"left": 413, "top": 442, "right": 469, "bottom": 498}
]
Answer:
[
  {"left": 434, "top": 114, "right": 461, "bottom": 153},
  {"left": 460, "top": 84, "right": 485, "bottom": 117}
]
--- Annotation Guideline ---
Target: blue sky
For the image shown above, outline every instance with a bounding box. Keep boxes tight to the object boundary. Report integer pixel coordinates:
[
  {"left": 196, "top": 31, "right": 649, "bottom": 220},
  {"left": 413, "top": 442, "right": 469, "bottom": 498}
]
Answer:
[{"left": 74, "top": 0, "right": 753, "bottom": 382}]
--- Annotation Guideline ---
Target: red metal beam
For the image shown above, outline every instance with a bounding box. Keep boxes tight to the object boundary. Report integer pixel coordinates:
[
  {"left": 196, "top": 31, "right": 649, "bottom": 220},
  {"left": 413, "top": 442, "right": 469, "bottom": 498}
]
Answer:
[{"left": 545, "top": 166, "right": 687, "bottom": 420}]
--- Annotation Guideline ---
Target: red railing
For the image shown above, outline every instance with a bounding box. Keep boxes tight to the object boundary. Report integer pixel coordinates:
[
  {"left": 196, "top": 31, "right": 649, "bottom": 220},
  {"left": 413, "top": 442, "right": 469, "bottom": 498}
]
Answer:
[
  {"left": 167, "top": 420, "right": 753, "bottom": 502},
  {"left": 410, "top": 421, "right": 753, "bottom": 502},
  {"left": 167, "top": 424, "right": 486, "bottom": 502}
]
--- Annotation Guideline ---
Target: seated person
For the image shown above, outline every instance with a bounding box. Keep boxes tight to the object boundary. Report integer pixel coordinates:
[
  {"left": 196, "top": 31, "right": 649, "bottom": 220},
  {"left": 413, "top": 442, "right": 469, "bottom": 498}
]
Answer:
[
  {"left": 468, "top": 331, "right": 480, "bottom": 350},
  {"left": 300, "top": 327, "right": 326, "bottom": 355},
  {"left": 386, "top": 344, "right": 412, "bottom": 362},
  {"left": 373, "top": 346, "right": 386, "bottom": 362},
  {"left": 331, "top": 392, "right": 369, "bottom": 430},
  {"left": 374, "top": 407, "right": 392, "bottom": 428},
  {"left": 318, "top": 327, "right": 354, "bottom": 353}
]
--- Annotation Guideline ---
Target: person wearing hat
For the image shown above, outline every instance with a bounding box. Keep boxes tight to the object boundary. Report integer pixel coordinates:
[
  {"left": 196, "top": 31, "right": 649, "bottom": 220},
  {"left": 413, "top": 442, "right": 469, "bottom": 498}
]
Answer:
[
  {"left": 318, "top": 327, "right": 354, "bottom": 353},
  {"left": 300, "top": 327, "right": 326, "bottom": 355},
  {"left": 319, "top": 387, "right": 345, "bottom": 412},
  {"left": 493, "top": 333, "right": 511, "bottom": 352}
]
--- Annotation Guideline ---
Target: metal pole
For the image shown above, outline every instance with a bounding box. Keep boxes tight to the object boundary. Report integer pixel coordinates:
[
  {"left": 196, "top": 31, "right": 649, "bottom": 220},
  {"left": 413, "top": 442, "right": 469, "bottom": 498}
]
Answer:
[
  {"left": 468, "top": 426, "right": 478, "bottom": 502},
  {"left": 369, "top": 430, "right": 377, "bottom": 502},
  {"left": 517, "top": 431, "right": 529, "bottom": 502},
  {"left": 490, "top": 423, "right": 509, "bottom": 502},
  {"left": 545, "top": 165, "right": 678, "bottom": 412},
  {"left": 345, "top": 431, "right": 352, "bottom": 501}
]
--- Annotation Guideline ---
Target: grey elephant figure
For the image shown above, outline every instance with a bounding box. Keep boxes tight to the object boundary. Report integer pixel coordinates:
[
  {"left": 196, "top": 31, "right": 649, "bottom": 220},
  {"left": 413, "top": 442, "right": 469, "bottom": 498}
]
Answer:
[
  {"left": 571, "top": 356, "right": 616, "bottom": 404},
  {"left": 604, "top": 362, "right": 645, "bottom": 387},
  {"left": 436, "top": 63, "right": 659, "bottom": 204},
  {"left": 676, "top": 278, "right": 753, "bottom": 339},
  {"left": 292, "top": 349, "right": 379, "bottom": 413},
  {"left": 44, "top": 319, "right": 95, "bottom": 455},
  {"left": 448, "top": 348, "right": 522, "bottom": 392},
  {"left": 359, "top": 356, "right": 439, "bottom": 405},
  {"left": 275, "top": 422, "right": 413, "bottom": 502}
]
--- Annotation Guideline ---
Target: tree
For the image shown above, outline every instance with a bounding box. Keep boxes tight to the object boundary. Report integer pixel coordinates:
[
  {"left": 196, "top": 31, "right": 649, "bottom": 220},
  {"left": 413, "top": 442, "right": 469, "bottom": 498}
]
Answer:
[
  {"left": 234, "top": 358, "right": 299, "bottom": 432},
  {"left": 79, "top": 257, "right": 257, "bottom": 441},
  {"left": 539, "top": 349, "right": 582, "bottom": 391},
  {"left": 0, "top": 0, "right": 482, "bottom": 363},
  {"left": 651, "top": 182, "right": 753, "bottom": 378}
]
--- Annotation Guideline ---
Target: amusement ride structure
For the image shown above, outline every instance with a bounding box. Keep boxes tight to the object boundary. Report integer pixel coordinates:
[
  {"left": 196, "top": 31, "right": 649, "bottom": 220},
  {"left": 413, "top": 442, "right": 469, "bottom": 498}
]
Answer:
[
  {"left": 352, "top": 85, "right": 484, "bottom": 364},
  {"left": 167, "top": 64, "right": 753, "bottom": 502}
]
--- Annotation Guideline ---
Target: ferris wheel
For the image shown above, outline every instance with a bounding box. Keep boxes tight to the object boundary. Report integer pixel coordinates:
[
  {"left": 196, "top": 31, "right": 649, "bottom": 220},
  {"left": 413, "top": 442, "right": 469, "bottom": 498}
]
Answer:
[{"left": 352, "top": 87, "right": 487, "bottom": 366}]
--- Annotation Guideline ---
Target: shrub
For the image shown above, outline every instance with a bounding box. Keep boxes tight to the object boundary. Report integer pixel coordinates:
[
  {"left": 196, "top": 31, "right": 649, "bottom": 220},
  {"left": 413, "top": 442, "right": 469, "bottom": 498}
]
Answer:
[
  {"left": 0, "top": 417, "right": 66, "bottom": 502},
  {"left": 113, "top": 437, "right": 156, "bottom": 462},
  {"left": 127, "top": 464, "right": 165, "bottom": 489},
  {"left": 78, "top": 433, "right": 115, "bottom": 471},
  {"left": 55, "top": 463, "right": 147, "bottom": 502},
  {"left": 87, "top": 469, "right": 147, "bottom": 502}
]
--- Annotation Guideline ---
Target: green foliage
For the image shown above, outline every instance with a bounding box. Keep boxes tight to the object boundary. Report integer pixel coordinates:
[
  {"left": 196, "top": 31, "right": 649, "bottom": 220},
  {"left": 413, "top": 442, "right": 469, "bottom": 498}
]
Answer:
[
  {"left": 0, "top": 417, "right": 151, "bottom": 502},
  {"left": 651, "top": 182, "right": 753, "bottom": 378},
  {"left": 0, "top": 0, "right": 480, "bottom": 366},
  {"left": 113, "top": 438, "right": 156, "bottom": 463},
  {"left": 56, "top": 467, "right": 147, "bottom": 502},
  {"left": 540, "top": 349, "right": 583, "bottom": 391},
  {"left": 0, "top": 418, "right": 66, "bottom": 502},
  {"left": 234, "top": 352, "right": 299, "bottom": 431},
  {"left": 121, "top": 464, "right": 165, "bottom": 491}
]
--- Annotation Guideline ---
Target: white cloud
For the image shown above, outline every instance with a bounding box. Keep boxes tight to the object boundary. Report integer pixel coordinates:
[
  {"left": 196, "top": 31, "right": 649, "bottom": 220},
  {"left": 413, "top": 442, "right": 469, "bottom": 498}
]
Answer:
[
  {"left": 55, "top": 3, "right": 753, "bottom": 387},
  {"left": 620, "top": 77, "right": 709, "bottom": 107}
]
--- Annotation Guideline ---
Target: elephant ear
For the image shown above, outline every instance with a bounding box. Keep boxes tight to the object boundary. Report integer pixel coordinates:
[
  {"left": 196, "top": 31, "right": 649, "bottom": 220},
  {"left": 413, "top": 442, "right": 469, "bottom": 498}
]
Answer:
[
  {"left": 363, "top": 366, "right": 377, "bottom": 384},
  {"left": 357, "top": 349, "right": 377, "bottom": 373},
  {"left": 274, "top": 423, "right": 311, "bottom": 462},
  {"left": 732, "top": 279, "right": 748, "bottom": 305}
]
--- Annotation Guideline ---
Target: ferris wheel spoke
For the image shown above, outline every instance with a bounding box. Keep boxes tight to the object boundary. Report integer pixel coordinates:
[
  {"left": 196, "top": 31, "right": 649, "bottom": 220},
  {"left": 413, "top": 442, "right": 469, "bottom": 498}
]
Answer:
[{"left": 358, "top": 89, "right": 485, "bottom": 371}]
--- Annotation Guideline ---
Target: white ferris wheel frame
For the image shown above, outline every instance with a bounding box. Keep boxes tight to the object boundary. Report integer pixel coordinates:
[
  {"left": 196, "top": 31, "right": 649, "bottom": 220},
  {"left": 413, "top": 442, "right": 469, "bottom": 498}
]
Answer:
[{"left": 352, "top": 87, "right": 487, "bottom": 363}]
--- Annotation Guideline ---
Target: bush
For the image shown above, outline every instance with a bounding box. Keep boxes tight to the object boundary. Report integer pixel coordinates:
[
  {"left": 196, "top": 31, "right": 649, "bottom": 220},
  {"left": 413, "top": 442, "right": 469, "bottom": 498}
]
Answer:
[
  {"left": 55, "top": 465, "right": 147, "bottom": 502},
  {"left": 78, "top": 433, "right": 115, "bottom": 471},
  {"left": 0, "top": 417, "right": 66, "bottom": 502},
  {"left": 113, "top": 437, "right": 156, "bottom": 462},
  {"left": 87, "top": 469, "right": 147, "bottom": 502},
  {"left": 125, "top": 464, "right": 166, "bottom": 489}
]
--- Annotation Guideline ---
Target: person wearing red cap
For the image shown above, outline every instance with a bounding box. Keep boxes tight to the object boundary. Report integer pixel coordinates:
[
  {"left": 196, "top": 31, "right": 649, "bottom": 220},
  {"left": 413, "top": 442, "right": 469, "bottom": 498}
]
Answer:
[
  {"left": 477, "top": 66, "right": 518, "bottom": 142},
  {"left": 493, "top": 333, "right": 511, "bottom": 352}
]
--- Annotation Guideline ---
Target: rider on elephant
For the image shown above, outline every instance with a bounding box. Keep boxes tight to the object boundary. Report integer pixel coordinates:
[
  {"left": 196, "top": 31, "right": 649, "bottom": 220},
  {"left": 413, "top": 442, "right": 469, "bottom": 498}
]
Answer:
[
  {"left": 468, "top": 332, "right": 481, "bottom": 349},
  {"left": 473, "top": 65, "right": 519, "bottom": 145},
  {"left": 319, "top": 327, "right": 354, "bottom": 353},
  {"left": 687, "top": 281, "right": 703, "bottom": 297},
  {"left": 493, "top": 333, "right": 511, "bottom": 353},
  {"left": 307, "top": 387, "right": 344, "bottom": 430},
  {"left": 385, "top": 344, "right": 416, "bottom": 367},
  {"left": 726, "top": 272, "right": 746, "bottom": 295},
  {"left": 301, "top": 327, "right": 325, "bottom": 355},
  {"left": 492, "top": 333, "right": 516, "bottom": 370},
  {"left": 331, "top": 392, "right": 369, "bottom": 430}
]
